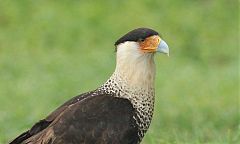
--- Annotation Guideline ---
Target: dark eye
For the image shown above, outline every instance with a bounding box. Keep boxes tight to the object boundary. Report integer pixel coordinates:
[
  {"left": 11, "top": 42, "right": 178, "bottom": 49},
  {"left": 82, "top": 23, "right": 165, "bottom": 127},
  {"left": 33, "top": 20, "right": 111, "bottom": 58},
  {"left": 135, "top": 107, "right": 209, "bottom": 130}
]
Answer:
[{"left": 138, "top": 38, "right": 144, "bottom": 42}]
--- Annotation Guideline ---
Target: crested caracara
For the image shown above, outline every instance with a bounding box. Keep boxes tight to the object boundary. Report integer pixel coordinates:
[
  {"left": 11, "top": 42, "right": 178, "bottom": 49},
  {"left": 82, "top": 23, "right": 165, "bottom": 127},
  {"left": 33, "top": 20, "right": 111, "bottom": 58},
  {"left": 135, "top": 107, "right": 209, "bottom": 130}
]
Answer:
[{"left": 9, "top": 28, "right": 169, "bottom": 144}]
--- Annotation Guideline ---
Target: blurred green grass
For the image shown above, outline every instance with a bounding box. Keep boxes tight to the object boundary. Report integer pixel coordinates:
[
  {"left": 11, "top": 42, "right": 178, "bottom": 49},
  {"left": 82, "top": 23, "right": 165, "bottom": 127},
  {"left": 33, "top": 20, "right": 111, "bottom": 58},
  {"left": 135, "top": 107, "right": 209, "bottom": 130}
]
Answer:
[{"left": 0, "top": 0, "right": 239, "bottom": 143}]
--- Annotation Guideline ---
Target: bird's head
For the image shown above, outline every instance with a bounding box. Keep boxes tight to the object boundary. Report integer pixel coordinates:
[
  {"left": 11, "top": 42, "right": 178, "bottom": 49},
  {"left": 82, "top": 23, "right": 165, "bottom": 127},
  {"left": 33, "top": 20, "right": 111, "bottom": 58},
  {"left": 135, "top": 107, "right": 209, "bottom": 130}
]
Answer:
[
  {"left": 113, "top": 28, "right": 169, "bottom": 87},
  {"left": 115, "top": 28, "right": 169, "bottom": 57}
]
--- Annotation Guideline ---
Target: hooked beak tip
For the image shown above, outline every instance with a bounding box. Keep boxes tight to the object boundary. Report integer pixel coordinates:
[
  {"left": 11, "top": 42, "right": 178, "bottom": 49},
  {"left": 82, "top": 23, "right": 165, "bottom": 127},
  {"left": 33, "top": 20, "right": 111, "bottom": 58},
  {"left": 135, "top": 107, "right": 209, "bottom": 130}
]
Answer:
[{"left": 157, "top": 40, "right": 169, "bottom": 56}]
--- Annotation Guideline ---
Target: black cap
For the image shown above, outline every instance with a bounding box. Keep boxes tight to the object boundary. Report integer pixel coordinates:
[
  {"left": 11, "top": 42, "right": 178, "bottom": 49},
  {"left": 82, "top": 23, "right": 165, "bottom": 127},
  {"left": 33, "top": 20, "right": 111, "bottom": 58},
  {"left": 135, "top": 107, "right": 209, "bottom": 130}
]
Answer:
[{"left": 115, "top": 28, "right": 159, "bottom": 46}]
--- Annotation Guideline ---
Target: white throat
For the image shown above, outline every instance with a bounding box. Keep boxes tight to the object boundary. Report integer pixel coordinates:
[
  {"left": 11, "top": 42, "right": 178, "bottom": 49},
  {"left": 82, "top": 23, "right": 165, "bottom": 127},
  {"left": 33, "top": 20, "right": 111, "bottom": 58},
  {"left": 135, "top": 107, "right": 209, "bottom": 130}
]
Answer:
[{"left": 115, "top": 42, "right": 156, "bottom": 89}]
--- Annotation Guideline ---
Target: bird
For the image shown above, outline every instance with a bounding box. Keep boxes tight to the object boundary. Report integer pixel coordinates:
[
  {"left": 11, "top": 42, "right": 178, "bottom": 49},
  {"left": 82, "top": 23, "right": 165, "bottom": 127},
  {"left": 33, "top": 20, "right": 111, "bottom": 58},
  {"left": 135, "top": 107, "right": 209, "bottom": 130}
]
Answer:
[{"left": 9, "top": 27, "right": 169, "bottom": 144}]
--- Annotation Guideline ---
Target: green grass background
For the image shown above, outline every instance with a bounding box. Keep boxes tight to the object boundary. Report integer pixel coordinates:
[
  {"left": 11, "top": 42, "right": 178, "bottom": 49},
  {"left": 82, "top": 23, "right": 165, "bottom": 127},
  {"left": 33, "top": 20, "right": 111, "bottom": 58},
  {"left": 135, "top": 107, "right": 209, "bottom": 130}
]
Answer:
[{"left": 0, "top": 0, "right": 239, "bottom": 143}]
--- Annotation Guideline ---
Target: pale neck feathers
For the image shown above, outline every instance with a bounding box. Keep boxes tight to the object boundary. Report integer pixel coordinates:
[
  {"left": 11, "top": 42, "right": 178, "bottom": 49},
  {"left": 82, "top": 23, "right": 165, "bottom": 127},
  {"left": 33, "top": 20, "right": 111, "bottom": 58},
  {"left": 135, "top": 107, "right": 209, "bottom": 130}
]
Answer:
[{"left": 114, "top": 42, "right": 156, "bottom": 90}]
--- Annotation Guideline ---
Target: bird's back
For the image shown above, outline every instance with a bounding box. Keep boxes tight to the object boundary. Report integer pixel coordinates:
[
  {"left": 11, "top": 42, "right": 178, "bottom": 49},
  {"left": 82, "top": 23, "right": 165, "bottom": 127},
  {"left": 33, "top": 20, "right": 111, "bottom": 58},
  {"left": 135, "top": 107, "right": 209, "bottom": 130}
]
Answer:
[{"left": 10, "top": 92, "right": 139, "bottom": 144}]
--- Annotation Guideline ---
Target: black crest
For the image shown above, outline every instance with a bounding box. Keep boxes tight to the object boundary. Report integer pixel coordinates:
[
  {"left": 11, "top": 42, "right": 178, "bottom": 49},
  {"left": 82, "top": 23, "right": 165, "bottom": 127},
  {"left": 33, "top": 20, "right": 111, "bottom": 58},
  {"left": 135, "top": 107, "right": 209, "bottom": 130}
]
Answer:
[{"left": 114, "top": 28, "right": 159, "bottom": 46}]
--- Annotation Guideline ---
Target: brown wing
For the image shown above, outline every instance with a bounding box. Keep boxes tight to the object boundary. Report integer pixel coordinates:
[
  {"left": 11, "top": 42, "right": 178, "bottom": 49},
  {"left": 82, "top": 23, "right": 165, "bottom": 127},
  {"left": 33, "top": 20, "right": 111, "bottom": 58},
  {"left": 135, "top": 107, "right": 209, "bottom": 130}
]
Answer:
[
  {"left": 23, "top": 95, "right": 139, "bottom": 144},
  {"left": 9, "top": 92, "right": 139, "bottom": 144},
  {"left": 9, "top": 91, "right": 98, "bottom": 144}
]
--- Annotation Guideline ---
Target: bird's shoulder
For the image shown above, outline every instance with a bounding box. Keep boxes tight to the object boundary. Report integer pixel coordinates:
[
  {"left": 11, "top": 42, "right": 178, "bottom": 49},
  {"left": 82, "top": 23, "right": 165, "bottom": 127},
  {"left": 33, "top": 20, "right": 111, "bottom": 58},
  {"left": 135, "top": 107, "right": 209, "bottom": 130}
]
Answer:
[
  {"left": 9, "top": 90, "right": 101, "bottom": 144},
  {"left": 10, "top": 91, "right": 139, "bottom": 144},
  {"left": 47, "top": 94, "right": 139, "bottom": 144}
]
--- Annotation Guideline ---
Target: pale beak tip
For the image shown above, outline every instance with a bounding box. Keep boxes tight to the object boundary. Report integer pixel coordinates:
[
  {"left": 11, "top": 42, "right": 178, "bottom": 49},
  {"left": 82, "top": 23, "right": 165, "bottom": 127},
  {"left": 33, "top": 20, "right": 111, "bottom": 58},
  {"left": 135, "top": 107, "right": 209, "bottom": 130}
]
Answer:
[{"left": 157, "top": 39, "right": 169, "bottom": 56}]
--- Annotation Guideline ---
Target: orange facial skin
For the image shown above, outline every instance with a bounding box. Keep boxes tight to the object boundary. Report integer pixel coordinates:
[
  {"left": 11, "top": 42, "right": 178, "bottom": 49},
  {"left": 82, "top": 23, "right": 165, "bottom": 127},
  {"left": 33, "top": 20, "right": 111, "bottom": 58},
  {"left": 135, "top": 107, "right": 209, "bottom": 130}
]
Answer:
[{"left": 139, "top": 35, "right": 161, "bottom": 53}]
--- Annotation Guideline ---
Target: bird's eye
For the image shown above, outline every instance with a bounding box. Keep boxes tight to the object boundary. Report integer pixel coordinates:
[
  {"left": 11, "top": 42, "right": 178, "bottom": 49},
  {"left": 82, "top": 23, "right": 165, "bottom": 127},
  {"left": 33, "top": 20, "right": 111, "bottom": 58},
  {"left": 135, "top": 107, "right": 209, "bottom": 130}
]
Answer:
[{"left": 138, "top": 38, "right": 144, "bottom": 42}]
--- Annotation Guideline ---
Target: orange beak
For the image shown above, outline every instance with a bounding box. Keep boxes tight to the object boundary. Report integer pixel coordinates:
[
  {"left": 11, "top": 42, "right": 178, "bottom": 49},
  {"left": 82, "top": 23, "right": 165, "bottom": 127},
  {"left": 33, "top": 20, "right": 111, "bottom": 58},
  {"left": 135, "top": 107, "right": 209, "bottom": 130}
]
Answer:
[
  {"left": 140, "top": 35, "right": 160, "bottom": 53},
  {"left": 140, "top": 35, "right": 169, "bottom": 56}
]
